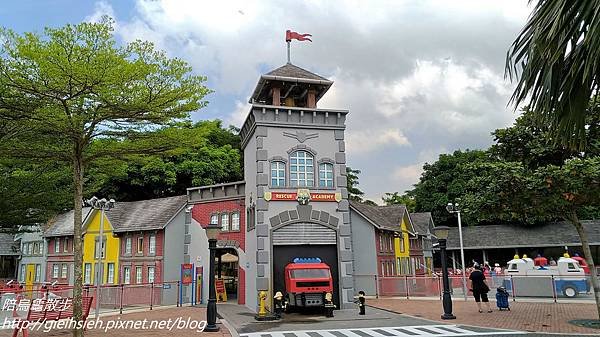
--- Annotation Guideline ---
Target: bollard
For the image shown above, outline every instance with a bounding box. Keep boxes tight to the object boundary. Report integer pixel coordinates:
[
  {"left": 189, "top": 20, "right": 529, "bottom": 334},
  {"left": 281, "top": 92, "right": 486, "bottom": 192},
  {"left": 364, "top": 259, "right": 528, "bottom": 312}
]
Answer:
[
  {"left": 150, "top": 283, "right": 154, "bottom": 310},
  {"left": 119, "top": 284, "right": 124, "bottom": 314}
]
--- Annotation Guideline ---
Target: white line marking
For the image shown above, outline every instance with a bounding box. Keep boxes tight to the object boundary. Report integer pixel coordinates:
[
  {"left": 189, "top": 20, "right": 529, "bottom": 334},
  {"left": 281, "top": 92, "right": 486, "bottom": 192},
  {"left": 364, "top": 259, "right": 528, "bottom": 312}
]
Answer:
[{"left": 239, "top": 325, "right": 526, "bottom": 337}]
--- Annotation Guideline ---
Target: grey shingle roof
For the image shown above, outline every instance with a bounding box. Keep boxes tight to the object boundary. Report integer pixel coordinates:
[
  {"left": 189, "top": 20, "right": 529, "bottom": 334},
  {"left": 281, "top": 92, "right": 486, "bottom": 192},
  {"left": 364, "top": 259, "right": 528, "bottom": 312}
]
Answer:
[
  {"left": 44, "top": 207, "right": 92, "bottom": 237},
  {"left": 106, "top": 195, "right": 187, "bottom": 233},
  {"left": 410, "top": 212, "right": 434, "bottom": 235},
  {"left": 350, "top": 200, "right": 408, "bottom": 231},
  {"left": 266, "top": 63, "right": 330, "bottom": 81},
  {"left": 0, "top": 233, "right": 19, "bottom": 256},
  {"left": 446, "top": 221, "right": 600, "bottom": 250}
]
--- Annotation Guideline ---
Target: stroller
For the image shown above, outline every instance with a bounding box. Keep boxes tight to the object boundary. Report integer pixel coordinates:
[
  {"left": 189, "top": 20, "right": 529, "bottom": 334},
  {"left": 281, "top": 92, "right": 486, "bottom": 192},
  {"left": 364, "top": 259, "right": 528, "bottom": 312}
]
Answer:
[{"left": 496, "top": 287, "right": 510, "bottom": 311}]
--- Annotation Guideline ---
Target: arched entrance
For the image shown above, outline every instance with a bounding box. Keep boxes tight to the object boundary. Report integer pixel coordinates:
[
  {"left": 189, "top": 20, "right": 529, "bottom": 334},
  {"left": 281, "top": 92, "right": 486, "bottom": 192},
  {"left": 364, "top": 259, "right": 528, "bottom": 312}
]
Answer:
[
  {"left": 271, "top": 221, "right": 340, "bottom": 308},
  {"left": 215, "top": 248, "right": 241, "bottom": 304}
]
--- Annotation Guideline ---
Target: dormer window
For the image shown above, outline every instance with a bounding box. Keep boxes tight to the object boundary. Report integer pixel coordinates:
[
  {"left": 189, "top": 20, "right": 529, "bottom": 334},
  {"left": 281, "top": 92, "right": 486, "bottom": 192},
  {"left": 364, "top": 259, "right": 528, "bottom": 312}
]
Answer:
[{"left": 290, "top": 151, "right": 314, "bottom": 187}]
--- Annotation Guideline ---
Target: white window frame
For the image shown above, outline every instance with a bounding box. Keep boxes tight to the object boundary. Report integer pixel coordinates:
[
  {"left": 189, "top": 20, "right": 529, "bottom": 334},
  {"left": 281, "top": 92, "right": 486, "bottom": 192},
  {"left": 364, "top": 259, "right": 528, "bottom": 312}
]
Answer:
[
  {"left": 54, "top": 239, "right": 60, "bottom": 253},
  {"left": 125, "top": 237, "right": 132, "bottom": 255},
  {"left": 123, "top": 266, "right": 131, "bottom": 284},
  {"left": 20, "top": 265, "right": 26, "bottom": 282},
  {"left": 231, "top": 213, "right": 240, "bottom": 231},
  {"left": 38, "top": 241, "right": 44, "bottom": 255},
  {"left": 318, "top": 163, "right": 334, "bottom": 187},
  {"left": 53, "top": 264, "right": 59, "bottom": 278},
  {"left": 107, "top": 263, "right": 115, "bottom": 284},
  {"left": 221, "top": 213, "right": 229, "bottom": 232},
  {"left": 271, "top": 161, "right": 286, "bottom": 187},
  {"left": 135, "top": 266, "right": 143, "bottom": 284},
  {"left": 84, "top": 263, "right": 92, "bottom": 284},
  {"left": 63, "top": 238, "right": 69, "bottom": 252},
  {"left": 148, "top": 266, "right": 155, "bottom": 284},
  {"left": 210, "top": 214, "right": 218, "bottom": 225},
  {"left": 290, "top": 151, "right": 314, "bottom": 187},
  {"left": 61, "top": 264, "right": 68, "bottom": 279},
  {"left": 149, "top": 235, "right": 156, "bottom": 255},
  {"left": 35, "top": 265, "right": 41, "bottom": 283}
]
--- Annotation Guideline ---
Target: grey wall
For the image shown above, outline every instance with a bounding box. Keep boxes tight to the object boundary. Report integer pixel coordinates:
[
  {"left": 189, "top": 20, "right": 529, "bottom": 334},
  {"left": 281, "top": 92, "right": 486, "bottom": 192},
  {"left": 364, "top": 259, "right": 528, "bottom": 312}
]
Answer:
[
  {"left": 163, "top": 209, "right": 186, "bottom": 304},
  {"left": 350, "top": 209, "right": 377, "bottom": 296}
]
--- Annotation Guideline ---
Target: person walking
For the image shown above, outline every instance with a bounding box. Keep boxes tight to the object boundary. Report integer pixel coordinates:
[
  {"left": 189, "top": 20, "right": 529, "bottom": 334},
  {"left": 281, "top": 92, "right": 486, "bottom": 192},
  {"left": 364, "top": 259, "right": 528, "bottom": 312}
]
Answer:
[{"left": 469, "top": 264, "right": 492, "bottom": 313}]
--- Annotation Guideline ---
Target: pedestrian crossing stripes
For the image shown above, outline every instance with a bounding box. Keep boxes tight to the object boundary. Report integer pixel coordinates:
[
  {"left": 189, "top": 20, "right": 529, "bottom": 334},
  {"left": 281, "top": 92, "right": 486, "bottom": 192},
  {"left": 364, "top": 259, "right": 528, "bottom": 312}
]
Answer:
[{"left": 239, "top": 325, "right": 526, "bottom": 337}]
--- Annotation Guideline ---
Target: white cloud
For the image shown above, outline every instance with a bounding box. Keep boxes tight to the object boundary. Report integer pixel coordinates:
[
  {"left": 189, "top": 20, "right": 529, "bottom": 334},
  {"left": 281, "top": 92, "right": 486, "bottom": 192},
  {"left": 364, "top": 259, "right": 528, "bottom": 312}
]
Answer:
[
  {"left": 97, "top": 0, "right": 531, "bottom": 199},
  {"left": 85, "top": 1, "right": 115, "bottom": 23}
]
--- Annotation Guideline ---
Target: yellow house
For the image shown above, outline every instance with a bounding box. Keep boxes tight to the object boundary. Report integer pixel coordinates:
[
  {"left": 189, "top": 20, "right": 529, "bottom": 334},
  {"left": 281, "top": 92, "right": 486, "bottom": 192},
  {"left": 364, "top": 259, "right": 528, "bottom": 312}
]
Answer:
[
  {"left": 82, "top": 210, "right": 120, "bottom": 285},
  {"left": 394, "top": 210, "right": 416, "bottom": 275}
]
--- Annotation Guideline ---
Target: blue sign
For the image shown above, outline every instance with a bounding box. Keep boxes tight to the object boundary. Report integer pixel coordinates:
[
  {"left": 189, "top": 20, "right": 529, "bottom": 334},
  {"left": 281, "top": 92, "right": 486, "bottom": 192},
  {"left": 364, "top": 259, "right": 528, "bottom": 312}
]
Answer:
[{"left": 163, "top": 284, "right": 171, "bottom": 289}]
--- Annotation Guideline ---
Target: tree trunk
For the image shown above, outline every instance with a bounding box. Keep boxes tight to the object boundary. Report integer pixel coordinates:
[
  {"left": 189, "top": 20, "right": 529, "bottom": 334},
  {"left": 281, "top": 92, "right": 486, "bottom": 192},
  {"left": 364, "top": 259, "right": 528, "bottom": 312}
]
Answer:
[
  {"left": 568, "top": 211, "right": 600, "bottom": 320},
  {"left": 72, "top": 153, "right": 84, "bottom": 337}
]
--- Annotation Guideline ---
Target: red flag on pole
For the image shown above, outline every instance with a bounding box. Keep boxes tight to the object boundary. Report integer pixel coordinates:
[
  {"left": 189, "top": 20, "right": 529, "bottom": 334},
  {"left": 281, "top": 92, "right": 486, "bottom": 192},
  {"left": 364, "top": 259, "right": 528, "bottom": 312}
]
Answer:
[{"left": 286, "top": 30, "right": 312, "bottom": 42}]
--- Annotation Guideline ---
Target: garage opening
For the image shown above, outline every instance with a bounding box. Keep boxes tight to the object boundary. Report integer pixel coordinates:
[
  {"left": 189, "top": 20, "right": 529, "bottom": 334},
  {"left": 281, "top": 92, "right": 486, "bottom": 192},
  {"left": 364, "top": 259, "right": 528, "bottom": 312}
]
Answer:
[{"left": 272, "top": 222, "right": 339, "bottom": 308}]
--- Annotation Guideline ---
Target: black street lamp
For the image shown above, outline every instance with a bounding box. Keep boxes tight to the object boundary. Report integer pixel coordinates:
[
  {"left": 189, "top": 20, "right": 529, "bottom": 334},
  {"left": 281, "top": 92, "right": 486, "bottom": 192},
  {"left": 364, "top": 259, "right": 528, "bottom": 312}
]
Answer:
[
  {"left": 204, "top": 223, "right": 221, "bottom": 332},
  {"left": 434, "top": 225, "right": 456, "bottom": 320}
]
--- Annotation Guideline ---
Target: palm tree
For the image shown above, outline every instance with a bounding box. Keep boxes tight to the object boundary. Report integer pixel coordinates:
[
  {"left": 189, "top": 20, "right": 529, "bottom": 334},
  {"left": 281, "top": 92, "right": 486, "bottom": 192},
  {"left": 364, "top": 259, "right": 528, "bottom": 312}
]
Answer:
[
  {"left": 506, "top": 0, "right": 600, "bottom": 150},
  {"left": 507, "top": 0, "right": 600, "bottom": 320}
]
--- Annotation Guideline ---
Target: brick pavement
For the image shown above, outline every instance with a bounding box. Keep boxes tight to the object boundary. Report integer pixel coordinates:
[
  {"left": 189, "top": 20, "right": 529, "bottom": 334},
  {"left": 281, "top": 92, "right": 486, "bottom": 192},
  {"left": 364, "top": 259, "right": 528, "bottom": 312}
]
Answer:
[
  {"left": 12, "top": 306, "right": 232, "bottom": 337},
  {"left": 370, "top": 298, "right": 600, "bottom": 334}
]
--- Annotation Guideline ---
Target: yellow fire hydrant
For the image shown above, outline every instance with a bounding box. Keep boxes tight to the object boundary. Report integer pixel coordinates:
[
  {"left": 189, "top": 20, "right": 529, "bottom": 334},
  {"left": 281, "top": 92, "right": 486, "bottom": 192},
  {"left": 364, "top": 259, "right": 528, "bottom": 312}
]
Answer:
[{"left": 257, "top": 291, "right": 268, "bottom": 317}]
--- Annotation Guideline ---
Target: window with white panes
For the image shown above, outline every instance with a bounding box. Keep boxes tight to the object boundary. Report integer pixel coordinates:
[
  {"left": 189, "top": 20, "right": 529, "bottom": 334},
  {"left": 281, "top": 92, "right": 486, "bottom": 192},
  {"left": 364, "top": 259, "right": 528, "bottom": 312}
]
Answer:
[
  {"left": 221, "top": 213, "right": 229, "bottom": 231},
  {"left": 53, "top": 264, "right": 60, "bottom": 278},
  {"left": 20, "top": 265, "right": 26, "bottom": 282},
  {"left": 54, "top": 239, "right": 60, "bottom": 253},
  {"left": 210, "top": 214, "right": 218, "bottom": 225},
  {"left": 107, "top": 263, "right": 115, "bottom": 284},
  {"left": 148, "top": 266, "right": 155, "bottom": 283},
  {"left": 123, "top": 266, "right": 131, "bottom": 284},
  {"left": 231, "top": 213, "right": 240, "bottom": 231},
  {"left": 271, "top": 161, "right": 286, "bottom": 187},
  {"left": 290, "top": 151, "right": 314, "bottom": 187},
  {"left": 35, "top": 265, "right": 41, "bottom": 282},
  {"left": 84, "top": 264, "right": 91, "bottom": 284},
  {"left": 318, "top": 163, "right": 334, "bottom": 187},
  {"left": 61, "top": 264, "right": 68, "bottom": 278},
  {"left": 149, "top": 235, "right": 156, "bottom": 255},
  {"left": 135, "top": 266, "right": 142, "bottom": 284},
  {"left": 63, "top": 238, "right": 69, "bottom": 252},
  {"left": 125, "top": 237, "right": 132, "bottom": 254}
]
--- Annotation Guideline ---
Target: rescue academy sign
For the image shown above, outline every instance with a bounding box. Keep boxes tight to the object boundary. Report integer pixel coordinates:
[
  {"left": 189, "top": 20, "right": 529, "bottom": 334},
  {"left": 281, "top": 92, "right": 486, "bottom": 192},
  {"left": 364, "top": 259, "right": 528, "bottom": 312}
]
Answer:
[{"left": 264, "top": 190, "right": 342, "bottom": 203}]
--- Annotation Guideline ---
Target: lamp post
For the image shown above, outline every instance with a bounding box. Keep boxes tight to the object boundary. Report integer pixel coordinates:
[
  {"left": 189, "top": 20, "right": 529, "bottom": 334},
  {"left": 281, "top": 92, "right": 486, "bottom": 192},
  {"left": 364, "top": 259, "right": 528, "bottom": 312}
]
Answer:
[
  {"left": 85, "top": 196, "right": 115, "bottom": 319},
  {"left": 446, "top": 202, "right": 467, "bottom": 301},
  {"left": 204, "top": 223, "right": 220, "bottom": 332},
  {"left": 434, "top": 225, "right": 456, "bottom": 320}
]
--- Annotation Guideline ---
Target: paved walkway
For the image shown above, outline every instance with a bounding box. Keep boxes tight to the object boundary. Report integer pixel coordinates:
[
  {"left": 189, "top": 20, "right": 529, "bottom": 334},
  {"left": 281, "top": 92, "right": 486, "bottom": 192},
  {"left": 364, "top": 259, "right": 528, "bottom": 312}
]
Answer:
[
  {"left": 19, "top": 306, "right": 232, "bottom": 337},
  {"left": 370, "top": 298, "right": 600, "bottom": 335}
]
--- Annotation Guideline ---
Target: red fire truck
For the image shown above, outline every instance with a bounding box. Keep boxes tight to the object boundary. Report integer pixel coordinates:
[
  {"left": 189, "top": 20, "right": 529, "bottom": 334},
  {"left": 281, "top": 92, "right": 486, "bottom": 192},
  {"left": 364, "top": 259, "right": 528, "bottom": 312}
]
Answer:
[{"left": 284, "top": 257, "right": 333, "bottom": 309}]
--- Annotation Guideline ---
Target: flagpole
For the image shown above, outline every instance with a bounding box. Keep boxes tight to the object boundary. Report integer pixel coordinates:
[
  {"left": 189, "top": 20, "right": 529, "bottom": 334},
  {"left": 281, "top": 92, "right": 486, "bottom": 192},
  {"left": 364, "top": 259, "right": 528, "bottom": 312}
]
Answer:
[{"left": 286, "top": 41, "right": 291, "bottom": 64}]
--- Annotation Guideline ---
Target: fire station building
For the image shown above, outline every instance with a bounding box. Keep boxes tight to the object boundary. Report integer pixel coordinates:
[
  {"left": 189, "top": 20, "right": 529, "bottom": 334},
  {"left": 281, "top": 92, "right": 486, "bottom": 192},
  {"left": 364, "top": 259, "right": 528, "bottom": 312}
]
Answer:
[{"left": 188, "top": 62, "right": 354, "bottom": 310}]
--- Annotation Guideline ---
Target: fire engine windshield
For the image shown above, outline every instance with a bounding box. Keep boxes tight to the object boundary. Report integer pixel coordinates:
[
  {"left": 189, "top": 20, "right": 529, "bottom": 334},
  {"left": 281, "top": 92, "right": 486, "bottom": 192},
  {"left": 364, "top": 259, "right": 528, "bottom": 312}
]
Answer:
[{"left": 291, "top": 269, "right": 330, "bottom": 279}]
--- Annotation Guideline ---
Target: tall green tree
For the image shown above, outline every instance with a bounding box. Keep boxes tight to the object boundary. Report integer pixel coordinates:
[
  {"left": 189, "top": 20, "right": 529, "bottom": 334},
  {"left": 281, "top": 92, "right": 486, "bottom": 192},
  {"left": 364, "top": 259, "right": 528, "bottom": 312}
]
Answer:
[
  {"left": 410, "top": 150, "right": 491, "bottom": 226},
  {"left": 461, "top": 158, "right": 600, "bottom": 318},
  {"left": 0, "top": 18, "right": 209, "bottom": 335},
  {"left": 382, "top": 192, "right": 416, "bottom": 212},
  {"left": 93, "top": 120, "right": 243, "bottom": 201},
  {"left": 346, "top": 166, "right": 365, "bottom": 202},
  {"left": 506, "top": 0, "right": 600, "bottom": 149}
]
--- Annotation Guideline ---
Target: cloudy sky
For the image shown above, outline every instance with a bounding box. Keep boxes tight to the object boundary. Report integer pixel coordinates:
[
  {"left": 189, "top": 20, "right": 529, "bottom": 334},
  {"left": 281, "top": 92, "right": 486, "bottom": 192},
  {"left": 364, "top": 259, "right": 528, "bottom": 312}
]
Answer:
[{"left": 1, "top": 0, "right": 532, "bottom": 202}]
